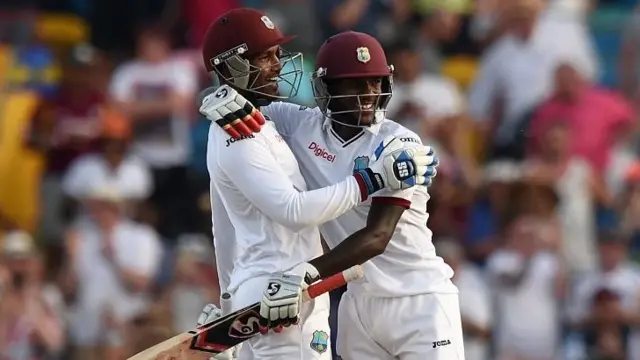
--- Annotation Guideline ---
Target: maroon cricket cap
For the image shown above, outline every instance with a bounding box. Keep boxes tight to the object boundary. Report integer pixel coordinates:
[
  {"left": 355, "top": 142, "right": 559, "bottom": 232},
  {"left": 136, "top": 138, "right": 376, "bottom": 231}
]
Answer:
[{"left": 202, "top": 8, "right": 296, "bottom": 72}]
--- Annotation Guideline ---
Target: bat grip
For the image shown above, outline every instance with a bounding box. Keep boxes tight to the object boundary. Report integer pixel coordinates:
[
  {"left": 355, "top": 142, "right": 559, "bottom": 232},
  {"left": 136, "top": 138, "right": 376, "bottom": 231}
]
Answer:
[{"left": 302, "top": 265, "right": 364, "bottom": 302}]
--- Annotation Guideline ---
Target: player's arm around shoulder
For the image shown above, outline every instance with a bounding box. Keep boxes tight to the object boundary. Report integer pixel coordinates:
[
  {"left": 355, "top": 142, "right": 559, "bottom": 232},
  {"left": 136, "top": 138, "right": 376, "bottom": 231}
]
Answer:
[{"left": 261, "top": 101, "right": 313, "bottom": 138}]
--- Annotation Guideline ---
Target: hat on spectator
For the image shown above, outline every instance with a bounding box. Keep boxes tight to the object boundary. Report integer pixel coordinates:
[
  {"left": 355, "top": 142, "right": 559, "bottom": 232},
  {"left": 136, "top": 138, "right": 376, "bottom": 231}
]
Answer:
[{"left": 1, "top": 230, "right": 36, "bottom": 258}]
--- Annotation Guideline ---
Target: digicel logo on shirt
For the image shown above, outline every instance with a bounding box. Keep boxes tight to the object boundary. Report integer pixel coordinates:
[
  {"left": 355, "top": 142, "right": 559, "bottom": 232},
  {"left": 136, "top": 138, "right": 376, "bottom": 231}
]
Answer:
[{"left": 308, "top": 142, "right": 336, "bottom": 163}]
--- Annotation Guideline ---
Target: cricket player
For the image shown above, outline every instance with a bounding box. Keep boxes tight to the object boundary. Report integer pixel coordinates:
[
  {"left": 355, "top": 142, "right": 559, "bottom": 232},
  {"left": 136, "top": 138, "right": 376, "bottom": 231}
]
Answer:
[
  {"left": 206, "top": 28, "right": 465, "bottom": 360},
  {"left": 197, "top": 8, "right": 439, "bottom": 360}
]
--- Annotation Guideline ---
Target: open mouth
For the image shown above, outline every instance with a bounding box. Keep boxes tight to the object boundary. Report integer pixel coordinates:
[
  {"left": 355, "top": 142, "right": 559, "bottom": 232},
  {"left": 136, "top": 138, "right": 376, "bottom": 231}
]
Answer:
[{"left": 359, "top": 103, "right": 375, "bottom": 111}]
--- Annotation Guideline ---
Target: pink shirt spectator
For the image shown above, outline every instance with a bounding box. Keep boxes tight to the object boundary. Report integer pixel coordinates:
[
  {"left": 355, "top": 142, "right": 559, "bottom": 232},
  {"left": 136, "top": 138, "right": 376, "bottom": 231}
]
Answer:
[{"left": 529, "top": 87, "right": 635, "bottom": 171}]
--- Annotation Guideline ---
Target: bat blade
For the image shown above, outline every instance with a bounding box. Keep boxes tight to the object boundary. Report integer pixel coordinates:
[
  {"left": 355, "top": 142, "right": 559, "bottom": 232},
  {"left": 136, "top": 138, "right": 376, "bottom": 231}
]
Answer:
[{"left": 127, "top": 265, "right": 364, "bottom": 360}]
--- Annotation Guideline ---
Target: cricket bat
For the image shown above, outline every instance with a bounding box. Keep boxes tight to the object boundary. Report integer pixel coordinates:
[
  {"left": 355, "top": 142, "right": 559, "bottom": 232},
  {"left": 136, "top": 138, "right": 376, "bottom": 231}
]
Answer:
[{"left": 127, "top": 265, "right": 364, "bottom": 360}]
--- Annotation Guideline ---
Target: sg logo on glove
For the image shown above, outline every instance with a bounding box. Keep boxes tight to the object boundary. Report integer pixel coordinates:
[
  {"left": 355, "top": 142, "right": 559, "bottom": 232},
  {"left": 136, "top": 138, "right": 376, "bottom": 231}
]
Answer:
[
  {"left": 396, "top": 161, "right": 413, "bottom": 180},
  {"left": 267, "top": 282, "right": 281, "bottom": 296},
  {"left": 216, "top": 88, "right": 229, "bottom": 98}
]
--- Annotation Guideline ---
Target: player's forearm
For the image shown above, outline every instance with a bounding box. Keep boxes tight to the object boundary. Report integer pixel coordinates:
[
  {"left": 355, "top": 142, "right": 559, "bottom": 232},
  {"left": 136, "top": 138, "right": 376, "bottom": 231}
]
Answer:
[
  {"left": 309, "top": 203, "right": 405, "bottom": 278},
  {"left": 269, "top": 175, "right": 365, "bottom": 231},
  {"left": 309, "top": 227, "right": 390, "bottom": 278}
]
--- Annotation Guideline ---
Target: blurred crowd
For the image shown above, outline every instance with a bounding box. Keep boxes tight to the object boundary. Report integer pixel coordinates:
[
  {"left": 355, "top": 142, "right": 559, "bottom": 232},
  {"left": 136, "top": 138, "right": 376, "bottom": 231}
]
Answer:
[{"left": 1, "top": 0, "right": 640, "bottom": 359}]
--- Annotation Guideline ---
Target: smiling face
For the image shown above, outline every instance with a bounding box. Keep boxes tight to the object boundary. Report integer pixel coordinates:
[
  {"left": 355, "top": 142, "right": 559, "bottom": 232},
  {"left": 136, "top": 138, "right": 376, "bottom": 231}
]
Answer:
[
  {"left": 326, "top": 76, "right": 383, "bottom": 126},
  {"left": 247, "top": 45, "right": 284, "bottom": 98}
]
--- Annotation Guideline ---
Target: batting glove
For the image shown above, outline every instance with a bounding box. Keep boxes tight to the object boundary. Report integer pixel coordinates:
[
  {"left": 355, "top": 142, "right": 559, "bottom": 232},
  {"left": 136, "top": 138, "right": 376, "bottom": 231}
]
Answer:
[
  {"left": 355, "top": 136, "right": 438, "bottom": 199},
  {"left": 197, "top": 304, "right": 240, "bottom": 359},
  {"left": 199, "top": 85, "right": 266, "bottom": 139},
  {"left": 259, "top": 263, "right": 320, "bottom": 333}
]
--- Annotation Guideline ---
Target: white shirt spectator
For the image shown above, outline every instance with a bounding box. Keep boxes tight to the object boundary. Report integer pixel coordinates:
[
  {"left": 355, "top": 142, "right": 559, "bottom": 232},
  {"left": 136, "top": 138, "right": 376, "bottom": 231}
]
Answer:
[
  {"left": 455, "top": 264, "right": 492, "bottom": 360},
  {"left": 569, "top": 264, "right": 640, "bottom": 359},
  {"left": 68, "top": 219, "right": 162, "bottom": 346},
  {"left": 62, "top": 153, "right": 153, "bottom": 200},
  {"left": 468, "top": 9, "right": 598, "bottom": 145},
  {"left": 109, "top": 58, "right": 196, "bottom": 168},
  {"left": 386, "top": 74, "right": 464, "bottom": 137},
  {"left": 487, "top": 250, "right": 561, "bottom": 360}
]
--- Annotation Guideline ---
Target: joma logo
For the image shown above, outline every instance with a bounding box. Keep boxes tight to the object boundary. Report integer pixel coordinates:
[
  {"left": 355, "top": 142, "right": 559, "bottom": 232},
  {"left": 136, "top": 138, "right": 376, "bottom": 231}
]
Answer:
[{"left": 432, "top": 339, "right": 451, "bottom": 348}]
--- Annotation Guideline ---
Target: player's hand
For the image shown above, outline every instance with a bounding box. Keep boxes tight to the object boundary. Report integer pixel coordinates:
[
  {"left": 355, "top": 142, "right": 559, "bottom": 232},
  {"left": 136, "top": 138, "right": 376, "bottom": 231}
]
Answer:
[
  {"left": 199, "top": 85, "right": 266, "bottom": 139},
  {"left": 196, "top": 304, "right": 239, "bottom": 359},
  {"left": 259, "top": 262, "right": 320, "bottom": 333},
  {"left": 355, "top": 136, "right": 438, "bottom": 197}
]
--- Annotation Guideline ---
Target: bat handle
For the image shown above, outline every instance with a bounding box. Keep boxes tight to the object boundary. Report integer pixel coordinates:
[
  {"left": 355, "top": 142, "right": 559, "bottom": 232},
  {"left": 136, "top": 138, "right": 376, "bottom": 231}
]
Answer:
[{"left": 302, "top": 265, "right": 364, "bottom": 301}]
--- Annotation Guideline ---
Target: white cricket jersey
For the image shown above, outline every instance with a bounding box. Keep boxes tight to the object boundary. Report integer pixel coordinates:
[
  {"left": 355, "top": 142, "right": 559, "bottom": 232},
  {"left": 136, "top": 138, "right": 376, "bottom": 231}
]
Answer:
[
  {"left": 262, "top": 102, "right": 457, "bottom": 297},
  {"left": 206, "top": 119, "right": 366, "bottom": 293}
]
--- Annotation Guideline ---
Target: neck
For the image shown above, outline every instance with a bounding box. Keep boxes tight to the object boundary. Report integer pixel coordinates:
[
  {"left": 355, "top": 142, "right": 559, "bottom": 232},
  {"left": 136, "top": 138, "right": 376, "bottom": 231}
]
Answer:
[{"left": 331, "top": 120, "right": 363, "bottom": 142}]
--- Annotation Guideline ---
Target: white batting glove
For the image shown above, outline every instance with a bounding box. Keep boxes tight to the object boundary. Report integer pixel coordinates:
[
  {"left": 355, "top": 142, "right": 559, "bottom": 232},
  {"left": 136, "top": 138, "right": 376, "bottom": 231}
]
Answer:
[
  {"left": 199, "top": 85, "right": 266, "bottom": 139},
  {"left": 259, "top": 263, "right": 320, "bottom": 331},
  {"left": 355, "top": 136, "right": 438, "bottom": 197},
  {"left": 196, "top": 304, "right": 239, "bottom": 360}
]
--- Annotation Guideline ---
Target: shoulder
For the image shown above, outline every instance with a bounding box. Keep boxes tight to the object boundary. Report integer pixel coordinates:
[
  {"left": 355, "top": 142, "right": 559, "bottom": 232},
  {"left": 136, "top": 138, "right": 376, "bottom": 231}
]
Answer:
[
  {"left": 206, "top": 119, "right": 269, "bottom": 160},
  {"left": 378, "top": 119, "right": 423, "bottom": 145},
  {"left": 262, "top": 102, "right": 321, "bottom": 124}
]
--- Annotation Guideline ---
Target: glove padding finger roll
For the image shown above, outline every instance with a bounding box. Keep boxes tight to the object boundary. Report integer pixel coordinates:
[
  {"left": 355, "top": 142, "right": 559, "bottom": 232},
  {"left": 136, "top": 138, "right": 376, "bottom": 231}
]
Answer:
[
  {"left": 356, "top": 136, "right": 439, "bottom": 197},
  {"left": 199, "top": 85, "right": 266, "bottom": 139},
  {"left": 259, "top": 262, "right": 320, "bottom": 331}
]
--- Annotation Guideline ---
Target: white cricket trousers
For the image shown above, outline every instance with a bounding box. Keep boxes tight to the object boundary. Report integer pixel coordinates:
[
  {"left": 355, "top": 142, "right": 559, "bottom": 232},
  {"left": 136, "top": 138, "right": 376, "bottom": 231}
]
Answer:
[
  {"left": 229, "top": 276, "right": 332, "bottom": 360},
  {"left": 336, "top": 292, "right": 465, "bottom": 360}
]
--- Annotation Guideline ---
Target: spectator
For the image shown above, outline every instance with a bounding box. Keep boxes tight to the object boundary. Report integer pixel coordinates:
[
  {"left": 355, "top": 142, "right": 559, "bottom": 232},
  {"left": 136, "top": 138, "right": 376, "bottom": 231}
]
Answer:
[
  {"left": 314, "top": 0, "right": 411, "bottom": 43},
  {"left": 487, "top": 215, "right": 565, "bottom": 360},
  {"left": 29, "top": 44, "right": 108, "bottom": 244},
  {"left": 0, "top": 231, "right": 65, "bottom": 360},
  {"left": 162, "top": 235, "right": 219, "bottom": 334},
  {"left": 60, "top": 185, "right": 162, "bottom": 360},
  {"left": 109, "top": 24, "right": 198, "bottom": 241},
  {"left": 413, "top": 2, "right": 465, "bottom": 73},
  {"left": 386, "top": 41, "right": 465, "bottom": 140},
  {"left": 61, "top": 108, "right": 153, "bottom": 219},
  {"left": 569, "top": 230, "right": 640, "bottom": 360},
  {"left": 464, "top": 161, "right": 522, "bottom": 265},
  {"left": 436, "top": 238, "right": 492, "bottom": 360},
  {"left": 529, "top": 62, "right": 636, "bottom": 174},
  {"left": 524, "top": 120, "right": 600, "bottom": 275},
  {"left": 468, "top": 0, "right": 598, "bottom": 159}
]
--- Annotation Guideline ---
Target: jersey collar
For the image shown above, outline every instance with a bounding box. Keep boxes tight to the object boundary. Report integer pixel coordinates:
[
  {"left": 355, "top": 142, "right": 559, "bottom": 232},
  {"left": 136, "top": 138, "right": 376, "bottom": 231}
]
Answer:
[{"left": 321, "top": 112, "right": 382, "bottom": 136}]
